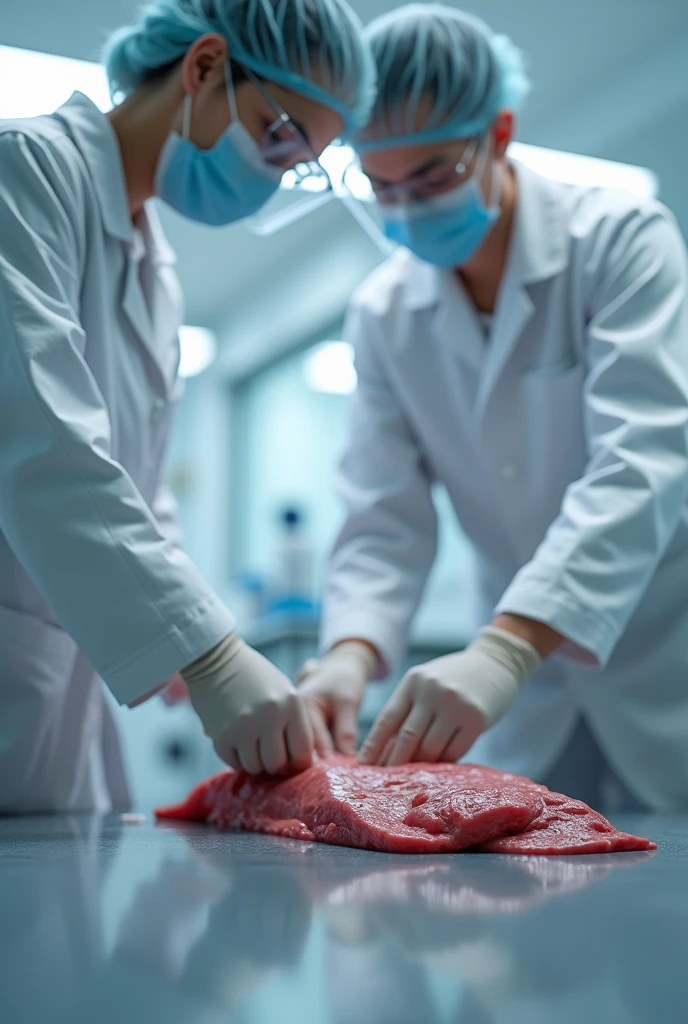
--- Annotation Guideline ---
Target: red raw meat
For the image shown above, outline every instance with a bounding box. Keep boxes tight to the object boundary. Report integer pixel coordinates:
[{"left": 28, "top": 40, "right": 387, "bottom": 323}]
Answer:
[
  {"left": 477, "top": 790, "right": 654, "bottom": 855},
  {"left": 156, "top": 757, "right": 656, "bottom": 856}
]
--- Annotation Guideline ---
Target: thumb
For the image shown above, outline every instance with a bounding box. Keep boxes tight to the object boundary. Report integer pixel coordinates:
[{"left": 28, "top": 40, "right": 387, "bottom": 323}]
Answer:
[{"left": 333, "top": 701, "right": 359, "bottom": 756}]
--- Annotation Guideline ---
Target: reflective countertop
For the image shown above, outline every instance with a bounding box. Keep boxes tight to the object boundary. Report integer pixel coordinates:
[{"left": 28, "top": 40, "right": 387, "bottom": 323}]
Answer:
[{"left": 0, "top": 813, "right": 684, "bottom": 1024}]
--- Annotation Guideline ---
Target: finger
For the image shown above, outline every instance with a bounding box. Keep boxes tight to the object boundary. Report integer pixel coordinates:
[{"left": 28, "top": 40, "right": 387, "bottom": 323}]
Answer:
[
  {"left": 439, "top": 729, "right": 473, "bottom": 764},
  {"left": 414, "top": 715, "right": 457, "bottom": 763},
  {"left": 306, "top": 700, "right": 335, "bottom": 757},
  {"left": 333, "top": 701, "right": 359, "bottom": 756},
  {"left": 237, "top": 737, "right": 263, "bottom": 776},
  {"left": 259, "top": 727, "right": 288, "bottom": 776},
  {"left": 379, "top": 735, "right": 397, "bottom": 766},
  {"left": 386, "top": 703, "right": 434, "bottom": 766},
  {"left": 225, "top": 747, "right": 241, "bottom": 772},
  {"left": 442, "top": 706, "right": 487, "bottom": 763},
  {"left": 359, "top": 684, "right": 413, "bottom": 765},
  {"left": 285, "top": 697, "right": 315, "bottom": 772},
  {"left": 214, "top": 734, "right": 241, "bottom": 772}
]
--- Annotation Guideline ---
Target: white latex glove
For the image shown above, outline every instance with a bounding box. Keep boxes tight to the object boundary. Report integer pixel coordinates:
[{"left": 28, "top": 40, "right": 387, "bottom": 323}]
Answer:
[
  {"left": 297, "top": 642, "right": 379, "bottom": 756},
  {"left": 183, "top": 634, "right": 314, "bottom": 776},
  {"left": 359, "top": 627, "right": 542, "bottom": 767}
]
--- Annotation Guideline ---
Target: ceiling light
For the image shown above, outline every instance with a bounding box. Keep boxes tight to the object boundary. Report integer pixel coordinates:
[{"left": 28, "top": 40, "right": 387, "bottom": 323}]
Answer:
[
  {"left": 304, "top": 342, "right": 357, "bottom": 395},
  {"left": 508, "top": 142, "right": 658, "bottom": 198},
  {"left": 179, "top": 326, "right": 217, "bottom": 378},
  {"left": 0, "top": 45, "right": 111, "bottom": 118}
]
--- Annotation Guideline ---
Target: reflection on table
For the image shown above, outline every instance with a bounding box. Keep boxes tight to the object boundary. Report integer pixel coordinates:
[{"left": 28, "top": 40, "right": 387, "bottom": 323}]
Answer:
[{"left": 1, "top": 813, "right": 675, "bottom": 1024}]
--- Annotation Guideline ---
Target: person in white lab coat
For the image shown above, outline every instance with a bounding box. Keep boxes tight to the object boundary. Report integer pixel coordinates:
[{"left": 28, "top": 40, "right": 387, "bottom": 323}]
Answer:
[
  {"left": 0, "top": 0, "right": 376, "bottom": 812},
  {"left": 299, "top": 4, "right": 688, "bottom": 811}
]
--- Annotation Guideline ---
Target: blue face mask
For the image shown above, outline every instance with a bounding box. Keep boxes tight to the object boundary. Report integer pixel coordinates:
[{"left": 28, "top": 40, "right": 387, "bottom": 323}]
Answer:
[
  {"left": 380, "top": 144, "right": 503, "bottom": 268},
  {"left": 155, "top": 64, "right": 284, "bottom": 226}
]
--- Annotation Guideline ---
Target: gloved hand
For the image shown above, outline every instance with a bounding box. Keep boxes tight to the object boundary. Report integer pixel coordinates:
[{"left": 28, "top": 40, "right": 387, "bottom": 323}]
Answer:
[
  {"left": 359, "top": 627, "right": 542, "bottom": 767},
  {"left": 297, "top": 642, "right": 379, "bottom": 756},
  {"left": 183, "top": 634, "right": 314, "bottom": 776}
]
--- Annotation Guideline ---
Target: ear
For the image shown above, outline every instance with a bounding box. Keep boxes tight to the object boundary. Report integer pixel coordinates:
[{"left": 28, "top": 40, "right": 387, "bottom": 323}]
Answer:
[
  {"left": 492, "top": 110, "right": 514, "bottom": 159},
  {"left": 181, "top": 33, "right": 228, "bottom": 96}
]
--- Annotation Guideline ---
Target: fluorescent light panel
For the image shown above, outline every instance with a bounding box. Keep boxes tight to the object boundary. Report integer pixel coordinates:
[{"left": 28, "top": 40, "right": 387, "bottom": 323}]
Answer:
[
  {"left": 0, "top": 45, "right": 112, "bottom": 118},
  {"left": 0, "top": 44, "right": 658, "bottom": 201},
  {"left": 304, "top": 342, "right": 356, "bottom": 395},
  {"left": 508, "top": 141, "right": 658, "bottom": 198},
  {"left": 179, "top": 326, "right": 217, "bottom": 378}
]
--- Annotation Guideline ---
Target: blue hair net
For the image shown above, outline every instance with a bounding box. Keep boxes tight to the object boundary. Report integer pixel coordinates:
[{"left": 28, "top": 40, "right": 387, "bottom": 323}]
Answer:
[
  {"left": 355, "top": 4, "right": 530, "bottom": 153},
  {"left": 103, "top": 0, "right": 376, "bottom": 136}
]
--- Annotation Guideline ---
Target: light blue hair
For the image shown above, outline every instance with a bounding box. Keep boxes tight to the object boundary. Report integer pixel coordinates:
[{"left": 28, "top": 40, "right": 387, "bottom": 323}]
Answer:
[
  {"left": 103, "top": 0, "right": 376, "bottom": 137},
  {"left": 355, "top": 4, "right": 531, "bottom": 153}
]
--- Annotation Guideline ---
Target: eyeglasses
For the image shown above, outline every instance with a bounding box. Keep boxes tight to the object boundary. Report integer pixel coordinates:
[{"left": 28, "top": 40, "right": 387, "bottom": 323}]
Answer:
[
  {"left": 239, "top": 64, "right": 332, "bottom": 195},
  {"left": 353, "top": 136, "right": 482, "bottom": 205}
]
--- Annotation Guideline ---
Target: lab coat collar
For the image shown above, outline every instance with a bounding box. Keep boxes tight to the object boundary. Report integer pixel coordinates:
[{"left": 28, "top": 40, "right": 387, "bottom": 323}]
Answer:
[
  {"left": 402, "top": 157, "right": 569, "bottom": 312},
  {"left": 54, "top": 93, "right": 133, "bottom": 244},
  {"left": 53, "top": 92, "right": 176, "bottom": 266},
  {"left": 141, "top": 201, "right": 178, "bottom": 268},
  {"left": 511, "top": 158, "right": 568, "bottom": 285}
]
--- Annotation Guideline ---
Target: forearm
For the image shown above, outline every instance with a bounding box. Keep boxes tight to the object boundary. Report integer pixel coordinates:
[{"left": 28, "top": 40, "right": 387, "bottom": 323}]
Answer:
[
  {"left": 492, "top": 613, "right": 564, "bottom": 660},
  {"left": 332, "top": 638, "right": 381, "bottom": 666}
]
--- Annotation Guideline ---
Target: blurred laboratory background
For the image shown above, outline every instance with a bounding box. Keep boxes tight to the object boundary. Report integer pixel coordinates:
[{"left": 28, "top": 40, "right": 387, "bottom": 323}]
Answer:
[{"left": 2, "top": 0, "right": 687, "bottom": 807}]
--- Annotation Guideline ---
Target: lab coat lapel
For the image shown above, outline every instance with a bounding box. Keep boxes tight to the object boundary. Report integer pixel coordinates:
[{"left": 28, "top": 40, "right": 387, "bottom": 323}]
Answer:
[
  {"left": 475, "top": 280, "right": 534, "bottom": 416},
  {"left": 118, "top": 238, "right": 170, "bottom": 398},
  {"left": 121, "top": 247, "right": 156, "bottom": 355},
  {"left": 432, "top": 271, "right": 485, "bottom": 374},
  {"left": 143, "top": 203, "right": 183, "bottom": 390},
  {"left": 120, "top": 209, "right": 178, "bottom": 397},
  {"left": 475, "top": 160, "right": 568, "bottom": 418},
  {"left": 404, "top": 256, "right": 484, "bottom": 380},
  {"left": 54, "top": 93, "right": 177, "bottom": 396}
]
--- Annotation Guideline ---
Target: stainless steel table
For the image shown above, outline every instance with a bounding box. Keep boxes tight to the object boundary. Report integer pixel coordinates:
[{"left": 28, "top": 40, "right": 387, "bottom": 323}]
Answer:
[{"left": 0, "top": 813, "right": 684, "bottom": 1023}]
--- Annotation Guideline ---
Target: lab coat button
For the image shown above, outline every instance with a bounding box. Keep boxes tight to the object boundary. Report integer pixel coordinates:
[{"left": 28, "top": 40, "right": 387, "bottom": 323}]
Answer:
[{"left": 501, "top": 462, "right": 519, "bottom": 481}]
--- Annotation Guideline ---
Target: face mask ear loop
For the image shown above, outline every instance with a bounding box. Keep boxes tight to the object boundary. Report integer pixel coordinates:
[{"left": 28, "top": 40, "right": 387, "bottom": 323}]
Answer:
[
  {"left": 226, "top": 60, "right": 240, "bottom": 125},
  {"left": 483, "top": 132, "right": 505, "bottom": 211},
  {"left": 489, "top": 157, "right": 504, "bottom": 210},
  {"left": 477, "top": 131, "right": 503, "bottom": 212},
  {"left": 182, "top": 94, "right": 193, "bottom": 141}
]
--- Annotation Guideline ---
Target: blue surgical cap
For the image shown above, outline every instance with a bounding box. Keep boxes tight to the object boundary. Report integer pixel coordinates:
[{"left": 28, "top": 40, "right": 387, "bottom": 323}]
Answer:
[
  {"left": 355, "top": 3, "right": 530, "bottom": 153},
  {"left": 103, "top": 0, "right": 376, "bottom": 137}
]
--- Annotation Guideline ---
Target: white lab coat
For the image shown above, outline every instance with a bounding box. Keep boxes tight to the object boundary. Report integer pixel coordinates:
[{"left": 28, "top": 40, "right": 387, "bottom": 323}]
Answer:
[
  {"left": 321, "top": 159, "right": 688, "bottom": 810},
  {"left": 0, "top": 93, "right": 235, "bottom": 812}
]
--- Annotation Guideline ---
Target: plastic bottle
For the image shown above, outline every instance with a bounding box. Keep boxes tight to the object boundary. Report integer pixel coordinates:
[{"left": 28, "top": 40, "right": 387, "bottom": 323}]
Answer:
[{"left": 270, "top": 506, "right": 315, "bottom": 614}]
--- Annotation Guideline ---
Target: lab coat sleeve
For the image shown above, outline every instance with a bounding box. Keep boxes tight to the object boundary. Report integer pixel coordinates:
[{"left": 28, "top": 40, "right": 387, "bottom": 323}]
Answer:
[
  {"left": 497, "top": 203, "right": 688, "bottom": 667},
  {"left": 133, "top": 484, "right": 187, "bottom": 705},
  {"left": 320, "top": 301, "right": 439, "bottom": 677},
  {"left": 0, "top": 132, "right": 235, "bottom": 705},
  {"left": 152, "top": 484, "right": 184, "bottom": 550}
]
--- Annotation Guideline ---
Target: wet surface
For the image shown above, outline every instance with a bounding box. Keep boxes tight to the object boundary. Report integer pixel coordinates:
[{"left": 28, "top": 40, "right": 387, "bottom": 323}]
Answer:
[{"left": 0, "top": 813, "right": 683, "bottom": 1023}]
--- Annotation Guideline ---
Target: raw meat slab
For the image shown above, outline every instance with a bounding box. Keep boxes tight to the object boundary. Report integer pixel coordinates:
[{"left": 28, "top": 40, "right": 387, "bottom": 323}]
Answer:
[{"left": 156, "top": 757, "right": 656, "bottom": 856}]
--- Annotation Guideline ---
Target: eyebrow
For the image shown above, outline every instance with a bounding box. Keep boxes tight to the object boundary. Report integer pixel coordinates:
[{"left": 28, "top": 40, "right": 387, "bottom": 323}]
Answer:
[{"left": 368, "top": 155, "right": 453, "bottom": 188}]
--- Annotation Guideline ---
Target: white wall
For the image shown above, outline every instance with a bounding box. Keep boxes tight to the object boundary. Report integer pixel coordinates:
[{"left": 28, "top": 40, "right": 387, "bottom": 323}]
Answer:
[
  {"left": 233, "top": 350, "right": 351, "bottom": 587},
  {"left": 232, "top": 344, "right": 479, "bottom": 645},
  {"left": 164, "top": 371, "right": 233, "bottom": 593}
]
